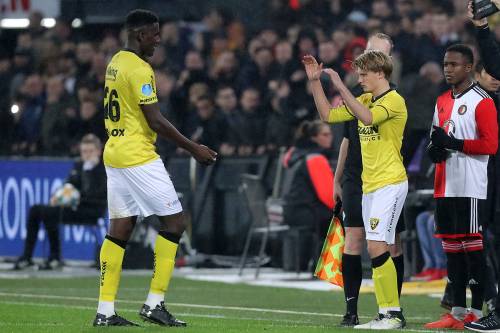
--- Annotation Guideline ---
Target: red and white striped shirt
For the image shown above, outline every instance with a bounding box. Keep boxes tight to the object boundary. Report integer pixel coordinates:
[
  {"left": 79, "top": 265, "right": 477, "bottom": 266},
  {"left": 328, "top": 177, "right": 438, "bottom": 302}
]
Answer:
[{"left": 433, "top": 83, "right": 498, "bottom": 199}]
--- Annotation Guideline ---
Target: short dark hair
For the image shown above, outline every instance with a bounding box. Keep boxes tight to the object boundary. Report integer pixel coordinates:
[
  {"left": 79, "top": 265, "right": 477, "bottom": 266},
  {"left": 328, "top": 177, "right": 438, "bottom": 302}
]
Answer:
[
  {"left": 475, "top": 60, "right": 485, "bottom": 74},
  {"left": 446, "top": 44, "right": 474, "bottom": 64},
  {"left": 126, "top": 9, "right": 159, "bottom": 30}
]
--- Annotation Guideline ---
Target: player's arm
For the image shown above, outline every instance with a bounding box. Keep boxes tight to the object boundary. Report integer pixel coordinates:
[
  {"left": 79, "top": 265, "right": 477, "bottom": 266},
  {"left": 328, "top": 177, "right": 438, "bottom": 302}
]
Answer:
[
  {"left": 322, "top": 69, "right": 373, "bottom": 125},
  {"left": 131, "top": 67, "right": 216, "bottom": 164},
  {"left": 302, "top": 55, "right": 330, "bottom": 121},
  {"left": 141, "top": 103, "right": 217, "bottom": 164},
  {"left": 431, "top": 98, "right": 498, "bottom": 155},
  {"left": 461, "top": 98, "right": 498, "bottom": 155}
]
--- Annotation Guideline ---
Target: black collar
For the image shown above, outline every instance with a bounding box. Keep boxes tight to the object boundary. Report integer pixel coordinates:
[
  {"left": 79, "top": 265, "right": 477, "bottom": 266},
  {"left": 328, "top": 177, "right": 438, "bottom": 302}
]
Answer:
[
  {"left": 371, "top": 88, "right": 393, "bottom": 103},
  {"left": 452, "top": 81, "right": 476, "bottom": 99}
]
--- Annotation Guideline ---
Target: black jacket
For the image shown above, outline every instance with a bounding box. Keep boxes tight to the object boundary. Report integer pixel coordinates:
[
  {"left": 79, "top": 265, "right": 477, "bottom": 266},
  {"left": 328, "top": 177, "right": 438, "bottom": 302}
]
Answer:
[
  {"left": 476, "top": 25, "right": 500, "bottom": 80},
  {"left": 66, "top": 160, "right": 107, "bottom": 217}
]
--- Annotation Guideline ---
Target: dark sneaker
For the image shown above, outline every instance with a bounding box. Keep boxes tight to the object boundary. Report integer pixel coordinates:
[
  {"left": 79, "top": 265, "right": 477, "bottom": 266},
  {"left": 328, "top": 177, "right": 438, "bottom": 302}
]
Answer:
[
  {"left": 93, "top": 313, "right": 139, "bottom": 327},
  {"left": 12, "top": 257, "right": 35, "bottom": 270},
  {"left": 465, "top": 311, "right": 500, "bottom": 332},
  {"left": 139, "top": 302, "right": 187, "bottom": 327},
  {"left": 38, "top": 259, "right": 63, "bottom": 270},
  {"left": 340, "top": 313, "right": 359, "bottom": 327}
]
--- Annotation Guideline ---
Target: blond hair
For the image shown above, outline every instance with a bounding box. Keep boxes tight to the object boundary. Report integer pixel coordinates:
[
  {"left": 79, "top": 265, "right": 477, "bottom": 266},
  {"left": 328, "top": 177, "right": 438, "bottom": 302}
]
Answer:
[{"left": 352, "top": 50, "right": 393, "bottom": 79}]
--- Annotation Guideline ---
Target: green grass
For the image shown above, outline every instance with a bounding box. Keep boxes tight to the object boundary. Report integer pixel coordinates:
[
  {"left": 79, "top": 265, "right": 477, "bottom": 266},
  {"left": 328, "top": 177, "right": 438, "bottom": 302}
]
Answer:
[{"left": 0, "top": 275, "right": 441, "bottom": 332}]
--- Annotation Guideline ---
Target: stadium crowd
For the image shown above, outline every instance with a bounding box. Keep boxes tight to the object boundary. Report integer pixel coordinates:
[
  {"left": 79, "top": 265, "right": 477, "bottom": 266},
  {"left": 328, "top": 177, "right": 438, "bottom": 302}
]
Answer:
[{"left": 0, "top": 0, "right": 496, "bottom": 165}]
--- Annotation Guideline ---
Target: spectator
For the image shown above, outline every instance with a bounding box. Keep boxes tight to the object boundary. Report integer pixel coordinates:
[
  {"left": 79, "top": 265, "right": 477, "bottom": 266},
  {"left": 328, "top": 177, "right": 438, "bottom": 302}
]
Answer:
[
  {"left": 41, "top": 75, "right": 76, "bottom": 155},
  {"left": 232, "top": 87, "right": 267, "bottom": 156},
  {"left": 215, "top": 86, "right": 239, "bottom": 156},
  {"left": 185, "top": 95, "right": 227, "bottom": 151},
  {"left": 13, "top": 134, "right": 107, "bottom": 270},
  {"left": 12, "top": 74, "right": 45, "bottom": 155}
]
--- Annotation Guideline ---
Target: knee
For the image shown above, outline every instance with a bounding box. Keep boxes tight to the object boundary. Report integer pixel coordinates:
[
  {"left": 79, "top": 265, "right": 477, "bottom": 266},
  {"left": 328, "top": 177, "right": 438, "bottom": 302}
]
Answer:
[
  {"left": 367, "top": 240, "right": 389, "bottom": 258},
  {"left": 344, "top": 228, "right": 365, "bottom": 254},
  {"left": 389, "top": 235, "right": 403, "bottom": 257},
  {"left": 159, "top": 212, "right": 186, "bottom": 236}
]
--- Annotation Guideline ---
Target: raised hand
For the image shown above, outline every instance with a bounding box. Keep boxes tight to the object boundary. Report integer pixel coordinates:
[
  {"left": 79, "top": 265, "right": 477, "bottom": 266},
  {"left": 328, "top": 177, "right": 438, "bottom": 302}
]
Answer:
[
  {"left": 302, "top": 55, "right": 323, "bottom": 81},
  {"left": 467, "top": 0, "right": 488, "bottom": 26}
]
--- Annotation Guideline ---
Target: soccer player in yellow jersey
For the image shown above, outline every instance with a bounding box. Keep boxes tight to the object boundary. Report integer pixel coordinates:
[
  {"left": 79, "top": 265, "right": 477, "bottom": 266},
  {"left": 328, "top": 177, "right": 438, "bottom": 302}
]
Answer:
[
  {"left": 303, "top": 50, "right": 408, "bottom": 329},
  {"left": 93, "top": 9, "right": 217, "bottom": 327}
]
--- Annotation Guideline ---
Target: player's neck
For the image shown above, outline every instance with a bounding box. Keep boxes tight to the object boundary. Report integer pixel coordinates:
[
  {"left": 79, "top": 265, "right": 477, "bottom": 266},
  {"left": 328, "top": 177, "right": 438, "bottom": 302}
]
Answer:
[
  {"left": 452, "top": 78, "right": 473, "bottom": 97},
  {"left": 124, "top": 41, "right": 147, "bottom": 61},
  {"left": 371, "top": 81, "right": 391, "bottom": 99}
]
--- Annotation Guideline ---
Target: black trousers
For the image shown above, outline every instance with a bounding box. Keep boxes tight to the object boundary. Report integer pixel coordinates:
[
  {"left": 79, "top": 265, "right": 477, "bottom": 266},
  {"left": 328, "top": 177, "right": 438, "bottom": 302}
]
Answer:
[{"left": 22, "top": 204, "right": 100, "bottom": 260}]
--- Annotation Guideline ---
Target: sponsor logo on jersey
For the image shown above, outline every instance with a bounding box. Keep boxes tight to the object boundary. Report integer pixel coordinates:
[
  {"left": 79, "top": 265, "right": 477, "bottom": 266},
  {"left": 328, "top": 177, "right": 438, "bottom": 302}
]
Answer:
[
  {"left": 358, "top": 125, "right": 380, "bottom": 141},
  {"left": 106, "top": 128, "right": 125, "bottom": 137},
  {"left": 370, "top": 218, "right": 380, "bottom": 230},
  {"left": 141, "top": 83, "right": 153, "bottom": 96},
  {"left": 458, "top": 104, "right": 467, "bottom": 115}
]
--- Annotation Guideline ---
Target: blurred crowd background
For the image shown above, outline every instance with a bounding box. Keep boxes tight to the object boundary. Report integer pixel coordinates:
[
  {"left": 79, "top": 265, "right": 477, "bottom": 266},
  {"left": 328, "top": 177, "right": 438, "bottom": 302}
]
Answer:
[{"left": 1, "top": 0, "right": 498, "bottom": 165}]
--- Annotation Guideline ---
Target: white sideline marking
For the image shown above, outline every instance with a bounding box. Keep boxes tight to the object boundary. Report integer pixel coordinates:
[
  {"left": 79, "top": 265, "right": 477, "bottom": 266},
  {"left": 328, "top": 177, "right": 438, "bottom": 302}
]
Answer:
[
  {"left": 0, "top": 300, "right": 438, "bottom": 331},
  {"left": 0, "top": 291, "right": 433, "bottom": 321}
]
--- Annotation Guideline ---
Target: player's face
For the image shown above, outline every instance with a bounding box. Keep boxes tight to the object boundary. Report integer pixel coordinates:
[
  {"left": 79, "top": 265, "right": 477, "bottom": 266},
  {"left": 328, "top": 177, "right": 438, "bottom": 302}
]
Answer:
[
  {"left": 443, "top": 51, "right": 472, "bottom": 86},
  {"left": 357, "top": 69, "right": 380, "bottom": 93},
  {"left": 139, "top": 23, "right": 161, "bottom": 57}
]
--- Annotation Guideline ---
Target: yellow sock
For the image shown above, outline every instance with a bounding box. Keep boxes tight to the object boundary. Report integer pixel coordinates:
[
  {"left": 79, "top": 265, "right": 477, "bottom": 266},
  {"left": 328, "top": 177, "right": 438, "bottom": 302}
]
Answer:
[
  {"left": 98, "top": 237, "right": 125, "bottom": 302},
  {"left": 373, "top": 256, "right": 400, "bottom": 310},
  {"left": 149, "top": 234, "right": 178, "bottom": 297}
]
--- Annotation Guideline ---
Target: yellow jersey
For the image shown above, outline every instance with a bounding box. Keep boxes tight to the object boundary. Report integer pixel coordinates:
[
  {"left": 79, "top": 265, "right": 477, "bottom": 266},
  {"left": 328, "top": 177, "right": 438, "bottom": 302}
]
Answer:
[
  {"left": 103, "top": 50, "right": 159, "bottom": 168},
  {"left": 328, "top": 89, "right": 407, "bottom": 193}
]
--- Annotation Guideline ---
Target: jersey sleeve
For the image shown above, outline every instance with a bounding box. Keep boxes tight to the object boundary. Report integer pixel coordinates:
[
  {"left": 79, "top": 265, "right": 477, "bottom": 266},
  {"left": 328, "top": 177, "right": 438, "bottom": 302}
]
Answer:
[
  {"left": 462, "top": 98, "right": 499, "bottom": 155},
  {"left": 328, "top": 105, "right": 355, "bottom": 123},
  {"left": 129, "top": 66, "right": 158, "bottom": 105},
  {"left": 371, "top": 94, "right": 406, "bottom": 126}
]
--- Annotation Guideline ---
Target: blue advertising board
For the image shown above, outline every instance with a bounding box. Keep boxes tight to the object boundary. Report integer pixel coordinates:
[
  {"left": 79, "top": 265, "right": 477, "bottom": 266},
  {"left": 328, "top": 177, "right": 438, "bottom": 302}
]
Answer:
[{"left": 0, "top": 159, "right": 108, "bottom": 261}]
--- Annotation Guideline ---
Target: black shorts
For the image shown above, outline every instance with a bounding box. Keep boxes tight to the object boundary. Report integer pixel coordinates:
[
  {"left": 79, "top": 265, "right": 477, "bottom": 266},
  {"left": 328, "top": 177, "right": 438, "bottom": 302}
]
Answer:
[
  {"left": 435, "top": 197, "right": 484, "bottom": 239},
  {"left": 342, "top": 182, "right": 405, "bottom": 233}
]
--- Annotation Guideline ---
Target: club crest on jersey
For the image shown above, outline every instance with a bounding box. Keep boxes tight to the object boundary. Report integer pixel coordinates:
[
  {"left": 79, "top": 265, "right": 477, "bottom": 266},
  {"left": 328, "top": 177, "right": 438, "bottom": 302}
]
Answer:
[
  {"left": 457, "top": 104, "right": 467, "bottom": 115},
  {"left": 370, "top": 218, "right": 379, "bottom": 230},
  {"left": 141, "top": 83, "right": 153, "bottom": 96}
]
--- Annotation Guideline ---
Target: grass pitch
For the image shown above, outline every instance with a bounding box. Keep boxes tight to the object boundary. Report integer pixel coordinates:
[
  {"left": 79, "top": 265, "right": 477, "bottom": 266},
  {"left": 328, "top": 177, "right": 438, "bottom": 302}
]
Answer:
[{"left": 0, "top": 273, "right": 443, "bottom": 332}]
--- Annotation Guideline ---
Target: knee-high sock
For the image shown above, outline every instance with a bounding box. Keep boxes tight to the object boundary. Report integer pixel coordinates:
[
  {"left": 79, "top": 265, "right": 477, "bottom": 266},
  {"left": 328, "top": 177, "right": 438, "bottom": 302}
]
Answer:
[
  {"left": 446, "top": 252, "right": 467, "bottom": 308},
  {"left": 146, "top": 231, "right": 180, "bottom": 308},
  {"left": 467, "top": 249, "right": 486, "bottom": 311},
  {"left": 392, "top": 254, "right": 404, "bottom": 298},
  {"left": 372, "top": 252, "right": 400, "bottom": 312},
  {"left": 342, "top": 254, "right": 362, "bottom": 314},
  {"left": 97, "top": 235, "right": 126, "bottom": 316}
]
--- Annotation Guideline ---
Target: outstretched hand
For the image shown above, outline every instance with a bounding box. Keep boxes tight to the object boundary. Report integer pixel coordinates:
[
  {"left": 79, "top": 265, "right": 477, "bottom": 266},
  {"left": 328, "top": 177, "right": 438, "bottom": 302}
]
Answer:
[{"left": 302, "top": 55, "right": 323, "bottom": 81}]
